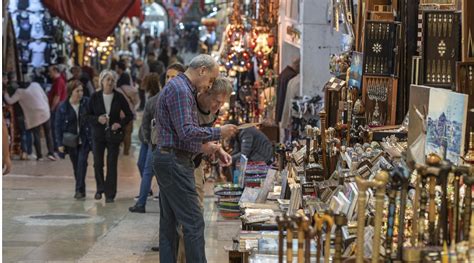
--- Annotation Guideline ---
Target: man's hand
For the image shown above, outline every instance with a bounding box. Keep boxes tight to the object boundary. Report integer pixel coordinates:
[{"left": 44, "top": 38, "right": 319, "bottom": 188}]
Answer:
[
  {"left": 216, "top": 147, "right": 232, "bottom": 167},
  {"left": 111, "top": 123, "right": 121, "bottom": 131},
  {"left": 220, "top": 124, "right": 238, "bottom": 139},
  {"left": 58, "top": 146, "right": 65, "bottom": 153},
  {"left": 98, "top": 115, "right": 107, "bottom": 125},
  {"left": 202, "top": 142, "right": 220, "bottom": 155}
]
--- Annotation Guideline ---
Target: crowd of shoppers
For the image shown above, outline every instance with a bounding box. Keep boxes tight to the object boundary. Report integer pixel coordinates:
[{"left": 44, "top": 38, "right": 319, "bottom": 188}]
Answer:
[{"left": 2, "top": 32, "right": 276, "bottom": 263}]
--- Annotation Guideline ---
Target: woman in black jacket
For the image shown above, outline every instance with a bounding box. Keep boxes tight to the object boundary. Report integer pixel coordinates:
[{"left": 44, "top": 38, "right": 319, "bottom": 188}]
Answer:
[
  {"left": 85, "top": 70, "right": 133, "bottom": 203},
  {"left": 55, "top": 80, "right": 92, "bottom": 200}
]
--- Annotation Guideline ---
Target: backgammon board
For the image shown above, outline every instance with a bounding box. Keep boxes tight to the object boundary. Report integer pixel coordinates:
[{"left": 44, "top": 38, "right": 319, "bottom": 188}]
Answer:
[
  {"left": 421, "top": 10, "right": 461, "bottom": 89},
  {"left": 463, "top": 0, "right": 474, "bottom": 62},
  {"left": 363, "top": 21, "right": 399, "bottom": 76},
  {"left": 456, "top": 62, "right": 474, "bottom": 150}
]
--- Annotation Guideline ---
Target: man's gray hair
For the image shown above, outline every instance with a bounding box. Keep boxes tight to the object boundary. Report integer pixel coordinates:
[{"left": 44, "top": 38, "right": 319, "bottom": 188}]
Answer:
[
  {"left": 188, "top": 54, "right": 218, "bottom": 70},
  {"left": 207, "top": 77, "right": 233, "bottom": 97}
]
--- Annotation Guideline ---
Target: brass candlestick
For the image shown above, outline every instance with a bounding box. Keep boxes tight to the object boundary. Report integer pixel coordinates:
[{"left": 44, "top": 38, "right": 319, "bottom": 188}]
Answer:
[
  {"left": 463, "top": 131, "right": 474, "bottom": 164},
  {"left": 305, "top": 125, "right": 313, "bottom": 165},
  {"left": 277, "top": 215, "right": 288, "bottom": 263},
  {"left": 463, "top": 168, "right": 474, "bottom": 241},
  {"left": 371, "top": 171, "right": 389, "bottom": 263},
  {"left": 411, "top": 170, "right": 421, "bottom": 247},
  {"left": 346, "top": 91, "right": 353, "bottom": 147},
  {"left": 391, "top": 167, "right": 410, "bottom": 261},
  {"left": 385, "top": 184, "right": 398, "bottom": 259},
  {"left": 437, "top": 162, "right": 451, "bottom": 245},
  {"left": 314, "top": 213, "right": 334, "bottom": 263},
  {"left": 312, "top": 127, "right": 321, "bottom": 164},
  {"left": 320, "top": 110, "right": 328, "bottom": 178},
  {"left": 452, "top": 166, "right": 470, "bottom": 243},
  {"left": 334, "top": 214, "right": 348, "bottom": 263}
]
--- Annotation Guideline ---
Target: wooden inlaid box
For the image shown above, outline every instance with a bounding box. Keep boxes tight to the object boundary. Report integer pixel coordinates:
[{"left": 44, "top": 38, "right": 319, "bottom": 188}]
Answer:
[
  {"left": 324, "top": 77, "right": 346, "bottom": 128},
  {"left": 462, "top": 0, "right": 474, "bottom": 61},
  {"left": 362, "top": 76, "right": 398, "bottom": 126},
  {"left": 363, "top": 21, "right": 399, "bottom": 76},
  {"left": 421, "top": 10, "right": 461, "bottom": 89}
]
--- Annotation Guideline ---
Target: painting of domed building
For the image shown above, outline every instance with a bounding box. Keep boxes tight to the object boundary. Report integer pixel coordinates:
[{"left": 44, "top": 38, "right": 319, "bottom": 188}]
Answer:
[{"left": 425, "top": 88, "right": 468, "bottom": 165}]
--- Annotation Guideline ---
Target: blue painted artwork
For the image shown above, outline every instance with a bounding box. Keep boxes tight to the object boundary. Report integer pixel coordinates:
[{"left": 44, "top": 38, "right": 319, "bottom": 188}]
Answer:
[
  {"left": 349, "top": 52, "right": 363, "bottom": 90},
  {"left": 425, "top": 88, "right": 468, "bottom": 165}
]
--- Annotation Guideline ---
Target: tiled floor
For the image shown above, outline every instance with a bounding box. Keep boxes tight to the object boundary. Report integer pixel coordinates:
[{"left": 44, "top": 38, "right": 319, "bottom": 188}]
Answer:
[{"left": 3, "top": 118, "right": 240, "bottom": 262}]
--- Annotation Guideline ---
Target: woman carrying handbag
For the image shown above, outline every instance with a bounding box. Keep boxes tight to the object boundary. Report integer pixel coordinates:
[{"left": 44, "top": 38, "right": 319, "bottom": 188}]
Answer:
[
  {"left": 54, "top": 80, "right": 92, "bottom": 200},
  {"left": 85, "top": 70, "right": 133, "bottom": 203}
]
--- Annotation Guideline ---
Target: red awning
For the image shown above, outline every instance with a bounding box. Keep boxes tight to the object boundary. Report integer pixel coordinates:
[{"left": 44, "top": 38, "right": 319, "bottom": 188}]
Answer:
[
  {"left": 42, "top": 0, "right": 135, "bottom": 41},
  {"left": 125, "top": 0, "right": 143, "bottom": 22}
]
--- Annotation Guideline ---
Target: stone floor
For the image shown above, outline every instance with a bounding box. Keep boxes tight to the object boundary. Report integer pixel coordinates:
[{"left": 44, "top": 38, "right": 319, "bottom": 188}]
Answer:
[{"left": 3, "top": 119, "right": 240, "bottom": 262}]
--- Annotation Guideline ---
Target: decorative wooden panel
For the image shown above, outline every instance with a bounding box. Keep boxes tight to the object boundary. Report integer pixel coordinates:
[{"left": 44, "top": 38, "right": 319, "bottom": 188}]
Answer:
[
  {"left": 462, "top": 0, "right": 474, "bottom": 61},
  {"left": 421, "top": 11, "right": 461, "bottom": 89},
  {"left": 324, "top": 77, "right": 346, "bottom": 128},
  {"left": 456, "top": 62, "right": 474, "bottom": 149},
  {"left": 362, "top": 76, "right": 398, "bottom": 126},
  {"left": 411, "top": 56, "right": 422, "bottom": 85},
  {"left": 363, "top": 21, "right": 398, "bottom": 76}
]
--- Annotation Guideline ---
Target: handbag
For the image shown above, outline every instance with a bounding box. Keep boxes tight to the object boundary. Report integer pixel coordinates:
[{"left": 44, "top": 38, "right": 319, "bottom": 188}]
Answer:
[
  {"left": 105, "top": 127, "right": 124, "bottom": 144},
  {"left": 62, "top": 132, "right": 79, "bottom": 148}
]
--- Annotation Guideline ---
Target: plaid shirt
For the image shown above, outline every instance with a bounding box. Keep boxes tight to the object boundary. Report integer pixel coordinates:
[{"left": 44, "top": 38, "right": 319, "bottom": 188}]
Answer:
[{"left": 155, "top": 73, "right": 221, "bottom": 154}]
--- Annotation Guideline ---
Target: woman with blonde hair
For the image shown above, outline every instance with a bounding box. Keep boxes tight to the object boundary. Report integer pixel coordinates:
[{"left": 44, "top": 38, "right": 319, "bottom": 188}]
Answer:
[
  {"left": 55, "top": 80, "right": 92, "bottom": 199},
  {"left": 85, "top": 70, "right": 133, "bottom": 203}
]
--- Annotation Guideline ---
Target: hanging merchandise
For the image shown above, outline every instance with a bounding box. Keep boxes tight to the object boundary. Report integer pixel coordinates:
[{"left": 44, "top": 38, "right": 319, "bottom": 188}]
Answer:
[
  {"left": 42, "top": 0, "right": 135, "bottom": 41},
  {"left": 218, "top": 0, "right": 280, "bottom": 125},
  {"left": 162, "top": 0, "right": 194, "bottom": 26},
  {"left": 82, "top": 36, "right": 116, "bottom": 67},
  {"left": 8, "top": 0, "right": 72, "bottom": 76}
]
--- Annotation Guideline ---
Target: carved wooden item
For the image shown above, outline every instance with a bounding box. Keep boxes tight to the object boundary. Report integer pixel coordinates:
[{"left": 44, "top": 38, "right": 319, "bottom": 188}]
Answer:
[
  {"left": 361, "top": 76, "right": 398, "bottom": 126},
  {"left": 421, "top": 10, "right": 461, "bottom": 89},
  {"left": 363, "top": 21, "right": 398, "bottom": 76}
]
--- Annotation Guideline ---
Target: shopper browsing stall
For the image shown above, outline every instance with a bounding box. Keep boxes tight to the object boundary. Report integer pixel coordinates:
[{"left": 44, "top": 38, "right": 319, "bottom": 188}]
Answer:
[
  {"left": 153, "top": 54, "right": 237, "bottom": 263},
  {"left": 176, "top": 76, "right": 234, "bottom": 263},
  {"left": 229, "top": 123, "right": 273, "bottom": 165}
]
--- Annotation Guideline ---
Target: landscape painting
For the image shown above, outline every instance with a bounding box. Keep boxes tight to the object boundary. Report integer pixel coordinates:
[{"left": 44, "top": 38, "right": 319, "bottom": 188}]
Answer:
[{"left": 425, "top": 88, "right": 468, "bottom": 165}]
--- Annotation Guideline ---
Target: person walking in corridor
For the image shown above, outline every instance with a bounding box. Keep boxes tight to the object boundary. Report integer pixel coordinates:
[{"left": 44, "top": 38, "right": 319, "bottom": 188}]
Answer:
[
  {"left": 129, "top": 72, "right": 162, "bottom": 212},
  {"left": 153, "top": 54, "right": 237, "bottom": 263},
  {"left": 48, "top": 65, "right": 67, "bottom": 155},
  {"left": 85, "top": 70, "right": 133, "bottom": 203},
  {"left": 55, "top": 80, "right": 92, "bottom": 200}
]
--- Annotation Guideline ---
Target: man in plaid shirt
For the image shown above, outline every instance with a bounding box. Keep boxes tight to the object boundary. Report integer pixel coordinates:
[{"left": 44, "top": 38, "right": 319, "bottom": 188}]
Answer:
[{"left": 153, "top": 54, "right": 237, "bottom": 263}]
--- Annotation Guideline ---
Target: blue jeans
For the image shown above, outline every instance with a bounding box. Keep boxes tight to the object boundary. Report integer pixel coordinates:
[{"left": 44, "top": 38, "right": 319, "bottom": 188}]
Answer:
[
  {"left": 68, "top": 143, "right": 91, "bottom": 194},
  {"left": 153, "top": 150, "right": 206, "bottom": 263},
  {"left": 17, "top": 115, "right": 32, "bottom": 154},
  {"left": 136, "top": 145, "right": 158, "bottom": 206},
  {"left": 137, "top": 143, "right": 148, "bottom": 177}
]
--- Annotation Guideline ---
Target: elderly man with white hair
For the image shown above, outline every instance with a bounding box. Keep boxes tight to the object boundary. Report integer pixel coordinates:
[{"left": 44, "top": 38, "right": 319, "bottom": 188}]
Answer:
[{"left": 153, "top": 54, "right": 237, "bottom": 263}]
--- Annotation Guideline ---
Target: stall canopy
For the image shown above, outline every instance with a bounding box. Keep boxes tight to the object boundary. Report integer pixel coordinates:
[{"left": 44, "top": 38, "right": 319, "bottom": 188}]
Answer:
[{"left": 42, "top": 0, "right": 135, "bottom": 41}]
